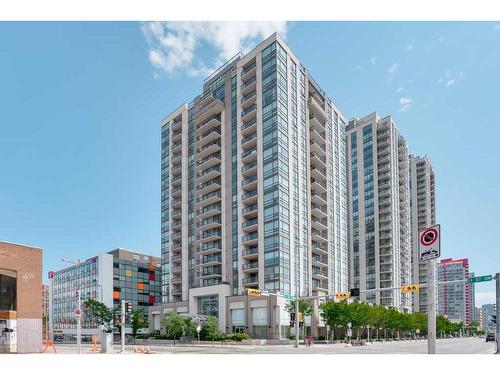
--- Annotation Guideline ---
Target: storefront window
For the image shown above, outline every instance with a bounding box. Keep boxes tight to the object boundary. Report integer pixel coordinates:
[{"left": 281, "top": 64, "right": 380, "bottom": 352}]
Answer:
[{"left": 0, "top": 271, "right": 17, "bottom": 311}]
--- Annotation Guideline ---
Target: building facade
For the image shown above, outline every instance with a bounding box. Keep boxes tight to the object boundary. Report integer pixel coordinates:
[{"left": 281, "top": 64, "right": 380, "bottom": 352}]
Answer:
[
  {"left": 49, "top": 248, "right": 160, "bottom": 341},
  {"left": 157, "top": 33, "right": 348, "bottom": 338},
  {"left": 474, "top": 307, "right": 483, "bottom": 329},
  {"left": 409, "top": 155, "right": 436, "bottom": 313},
  {"left": 481, "top": 303, "right": 496, "bottom": 332},
  {"left": 469, "top": 272, "right": 476, "bottom": 322},
  {"left": 345, "top": 113, "right": 411, "bottom": 311},
  {"left": 437, "top": 258, "right": 472, "bottom": 324},
  {"left": 0, "top": 241, "right": 43, "bottom": 353}
]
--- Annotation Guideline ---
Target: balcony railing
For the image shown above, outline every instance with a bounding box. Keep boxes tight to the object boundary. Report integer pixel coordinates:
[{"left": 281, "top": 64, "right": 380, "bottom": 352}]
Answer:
[
  {"left": 241, "top": 103, "right": 257, "bottom": 118},
  {"left": 242, "top": 262, "right": 259, "bottom": 270},
  {"left": 241, "top": 118, "right": 257, "bottom": 132},
  {"left": 242, "top": 232, "right": 258, "bottom": 242},
  {"left": 242, "top": 203, "right": 258, "bottom": 214},
  {"left": 242, "top": 276, "right": 258, "bottom": 284},
  {"left": 241, "top": 90, "right": 257, "bottom": 104},
  {"left": 242, "top": 247, "right": 258, "bottom": 257},
  {"left": 241, "top": 62, "right": 256, "bottom": 75},
  {"left": 242, "top": 218, "right": 258, "bottom": 228},
  {"left": 241, "top": 190, "right": 258, "bottom": 201},
  {"left": 241, "top": 76, "right": 257, "bottom": 90}
]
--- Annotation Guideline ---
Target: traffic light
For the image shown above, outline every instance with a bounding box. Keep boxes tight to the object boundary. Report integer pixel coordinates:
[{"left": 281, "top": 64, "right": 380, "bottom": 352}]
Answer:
[
  {"left": 298, "top": 312, "right": 303, "bottom": 322},
  {"left": 491, "top": 315, "right": 497, "bottom": 325},
  {"left": 289, "top": 313, "right": 295, "bottom": 327},
  {"left": 335, "top": 292, "right": 350, "bottom": 300},
  {"left": 400, "top": 284, "right": 420, "bottom": 293},
  {"left": 125, "top": 301, "right": 132, "bottom": 314},
  {"left": 247, "top": 288, "right": 262, "bottom": 296},
  {"left": 350, "top": 288, "right": 360, "bottom": 297}
]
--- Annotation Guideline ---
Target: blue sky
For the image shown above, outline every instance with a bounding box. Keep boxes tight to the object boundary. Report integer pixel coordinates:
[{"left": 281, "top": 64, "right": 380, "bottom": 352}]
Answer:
[{"left": 1, "top": 22, "right": 499, "bottom": 307}]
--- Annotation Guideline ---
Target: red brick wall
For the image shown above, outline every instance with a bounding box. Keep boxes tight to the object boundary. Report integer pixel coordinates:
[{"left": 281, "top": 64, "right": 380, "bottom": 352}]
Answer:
[{"left": 0, "top": 241, "right": 42, "bottom": 319}]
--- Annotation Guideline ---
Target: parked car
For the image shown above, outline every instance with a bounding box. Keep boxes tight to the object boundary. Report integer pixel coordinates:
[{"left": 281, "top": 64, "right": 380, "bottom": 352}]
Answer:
[
  {"left": 486, "top": 333, "right": 495, "bottom": 342},
  {"left": 53, "top": 335, "right": 64, "bottom": 342}
]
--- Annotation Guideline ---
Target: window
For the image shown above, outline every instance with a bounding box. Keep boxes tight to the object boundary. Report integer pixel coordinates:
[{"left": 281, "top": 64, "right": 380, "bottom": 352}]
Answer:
[
  {"left": 252, "top": 307, "right": 267, "bottom": 326},
  {"left": 231, "top": 308, "right": 245, "bottom": 325},
  {"left": 197, "top": 295, "right": 218, "bottom": 317},
  {"left": 0, "top": 271, "right": 17, "bottom": 311}
]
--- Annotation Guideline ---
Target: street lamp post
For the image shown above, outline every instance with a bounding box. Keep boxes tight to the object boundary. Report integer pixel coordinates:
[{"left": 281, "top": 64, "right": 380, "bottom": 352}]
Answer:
[
  {"left": 294, "top": 297, "right": 300, "bottom": 348},
  {"left": 294, "top": 243, "right": 306, "bottom": 348},
  {"left": 495, "top": 272, "right": 500, "bottom": 354},
  {"left": 75, "top": 289, "right": 81, "bottom": 354}
]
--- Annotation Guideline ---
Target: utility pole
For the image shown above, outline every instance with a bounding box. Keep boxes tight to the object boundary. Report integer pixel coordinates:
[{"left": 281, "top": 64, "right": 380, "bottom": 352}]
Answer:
[
  {"left": 496, "top": 273, "right": 500, "bottom": 354},
  {"left": 427, "top": 259, "right": 436, "bottom": 354},
  {"left": 76, "top": 289, "right": 81, "bottom": 354},
  {"left": 295, "top": 296, "right": 300, "bottom": 348},
  {"left": 121, "top": 300, "right": 126, "bottom": 353}
]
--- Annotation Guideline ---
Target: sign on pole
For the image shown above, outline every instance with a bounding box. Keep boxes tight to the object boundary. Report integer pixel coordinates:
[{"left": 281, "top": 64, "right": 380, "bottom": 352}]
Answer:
[
  {"left": 467, "top": 275, "right": 493, "bottom": 283},
  {"left": 418, "top": 224, "right": 441, "bottom": 262},
  {"left": 74, "top": 309, "right": 81, "bottom": 318},
  {"left": 283, "top": 293, "right": 295, "bottom": 301}
]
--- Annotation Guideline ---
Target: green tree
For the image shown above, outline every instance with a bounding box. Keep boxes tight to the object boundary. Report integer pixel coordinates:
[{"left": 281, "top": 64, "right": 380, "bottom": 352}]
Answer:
[
  {"left": 369, "top": 305, "right": 389, "bottom": 340},
  {"left": 200, "top": 316, "right": 221, "bottom": 341},
  {"left": 131, "top": 311, "right": 148, "bottom": 338},
  {"left": 285, "top": 300, "right": 313, "bottom": 317},
  {"left": 84, "top": 299, "right": 114, "bottom": 332},
  {"left": 348, "top": 301, "right": 371, "bottom": 339},
  {"left": 162, "top": 311, "right": 189, "bottom": 343},
  {"left": 319, "top": 301, "right": 349, "bottom": 340},
  {"left": 466, "top": 320, "right": 479, "bottom": 336}
]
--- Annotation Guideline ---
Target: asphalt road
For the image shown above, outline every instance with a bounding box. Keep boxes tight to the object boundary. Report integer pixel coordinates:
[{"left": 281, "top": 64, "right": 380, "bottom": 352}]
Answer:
[{"left": 49, "top": 337, "right": 495, "bottom": 354}]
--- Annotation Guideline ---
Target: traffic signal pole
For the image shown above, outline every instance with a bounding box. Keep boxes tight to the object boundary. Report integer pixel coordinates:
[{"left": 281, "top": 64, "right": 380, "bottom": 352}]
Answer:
[
  {"left": 120, "top": 300, "right": 125, "bottom": 353},
  {"left": 76, "top": 289, "right": 81, "bottom": 354},
  {"left": 427, "top": 259, "right": 436, "bottom": 354},
  {"left": 295, "top": 297, "right": 300, "bottom": 348},
  {"left": 496, "top": 273, "right": 500, "bottom": 354}
]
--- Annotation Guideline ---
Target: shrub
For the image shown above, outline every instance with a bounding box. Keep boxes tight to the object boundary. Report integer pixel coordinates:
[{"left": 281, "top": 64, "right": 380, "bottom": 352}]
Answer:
[{"left": 230, "top": 333, "right": 250, "bottom": 341}]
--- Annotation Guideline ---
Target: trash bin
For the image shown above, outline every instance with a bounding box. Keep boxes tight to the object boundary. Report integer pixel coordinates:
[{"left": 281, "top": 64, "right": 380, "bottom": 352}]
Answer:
[{"left": 100, "top": 333, "right": 113, "bottom": 353}]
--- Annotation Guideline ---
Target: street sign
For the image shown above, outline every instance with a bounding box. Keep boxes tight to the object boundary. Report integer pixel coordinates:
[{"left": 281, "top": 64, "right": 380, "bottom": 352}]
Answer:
[
  {"left": 467, "top": 275, "right": 492, "bottom": 283},
  {"left": 283, "top": 293, "right": 295, "bottom": 301},
  {"left": 418, "top": 224, "right": 441, "bottom": 262},
  {"left": 74, "top": 309, "right": 81, "bottom": 318}
]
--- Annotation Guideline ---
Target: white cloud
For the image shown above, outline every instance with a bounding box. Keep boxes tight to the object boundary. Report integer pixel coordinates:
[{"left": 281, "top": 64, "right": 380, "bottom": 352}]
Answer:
[
  {"left": 446, "top": 79, "right": 455, "bottom": 87},
  {"left": 438, "top": 70, "right": 463, "bottom": 88},
  {"left": 141, "top": 21, "right": 289, "bottom": 78},
  {"left": 399, "top": 97, "right": 414, "bottom": 112},
  {"left": 369, "top": 56, "right": 377, "bottom": 65},
  {"left": 387, "top": 63, "right": 399, "bottom": 75},
  {"left": 405, "top": 44, "right": 414, "bottom": 51}
]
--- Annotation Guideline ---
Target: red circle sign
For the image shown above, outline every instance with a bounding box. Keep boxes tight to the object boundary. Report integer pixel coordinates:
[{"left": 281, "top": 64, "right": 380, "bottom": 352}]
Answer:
[{"left": 420, "top": 228, "right": 438, "bottom": 246}]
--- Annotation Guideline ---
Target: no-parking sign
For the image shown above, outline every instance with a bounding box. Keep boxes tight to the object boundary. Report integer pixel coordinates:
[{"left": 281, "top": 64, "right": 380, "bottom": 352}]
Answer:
[{"left": 418, "top": 224, "right": 441, "bottom": 262}]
